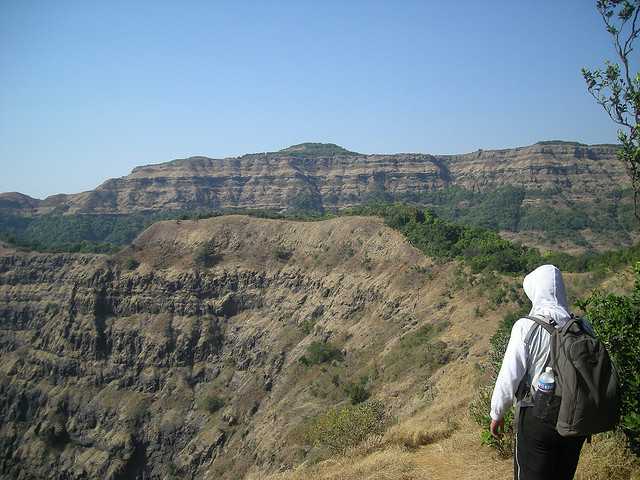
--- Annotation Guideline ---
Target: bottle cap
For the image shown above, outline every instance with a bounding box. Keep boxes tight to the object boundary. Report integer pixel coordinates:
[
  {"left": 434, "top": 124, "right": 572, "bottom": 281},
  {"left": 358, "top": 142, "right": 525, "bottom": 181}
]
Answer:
[{"left": 545, "top": 367, "right": 553, "bottom": 373}]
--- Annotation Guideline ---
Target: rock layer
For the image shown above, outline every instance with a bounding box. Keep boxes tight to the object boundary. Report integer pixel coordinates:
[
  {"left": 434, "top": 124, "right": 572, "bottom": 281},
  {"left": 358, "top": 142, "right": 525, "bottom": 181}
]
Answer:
[
  {"left": 1, "top": 142, "right": 626, "bottom": 215},
  {"left": 0, "top": 215, "right": 486, "bottom": 479}
]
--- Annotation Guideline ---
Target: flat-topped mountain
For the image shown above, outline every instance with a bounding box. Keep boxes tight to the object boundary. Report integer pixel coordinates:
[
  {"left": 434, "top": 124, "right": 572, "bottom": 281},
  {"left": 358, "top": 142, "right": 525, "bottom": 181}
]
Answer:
[{"left": 1, "top": 141, "right": 626, "bottom": 215}]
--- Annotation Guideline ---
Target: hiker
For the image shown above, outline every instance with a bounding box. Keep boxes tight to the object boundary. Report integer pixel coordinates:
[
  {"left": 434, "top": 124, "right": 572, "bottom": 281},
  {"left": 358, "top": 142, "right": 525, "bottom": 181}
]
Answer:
[{"left": 489, "top": 265, "right": 586, "bottom": 479}]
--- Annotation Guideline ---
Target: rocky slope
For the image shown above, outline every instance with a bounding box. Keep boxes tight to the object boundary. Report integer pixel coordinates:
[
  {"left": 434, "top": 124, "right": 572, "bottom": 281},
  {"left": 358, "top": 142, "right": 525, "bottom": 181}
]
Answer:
[
  {"left": 0, "top": 215, "right": 503, "bottom": 479},
  {"left": 1, "top": 141, "right": 626, "bottom": 215}
]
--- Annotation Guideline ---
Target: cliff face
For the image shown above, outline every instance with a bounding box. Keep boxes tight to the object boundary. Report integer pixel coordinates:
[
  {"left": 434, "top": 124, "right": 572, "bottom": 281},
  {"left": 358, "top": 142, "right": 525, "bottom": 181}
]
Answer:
[
  {"left": 0, "top": 215, "right": 491, "bottom": 479},
  {"left": 1, "top": 142, "right": 626, "bottom": 215}
]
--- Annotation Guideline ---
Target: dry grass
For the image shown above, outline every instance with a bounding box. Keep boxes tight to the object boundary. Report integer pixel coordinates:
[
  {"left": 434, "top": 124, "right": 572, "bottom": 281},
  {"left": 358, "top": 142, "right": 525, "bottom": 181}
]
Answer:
[
  {"left": 256, "top": 445, "right": 429, "bottom": 480},
  {"left": 255, "top": 419, "right": 513, "bottom": 480},
  {"left": 414, "top": 427, "right": 512, "bottom": 480},
  {"left": 384, "top": 420, "right": 456, "bottom": 450},
  {"left": 254, "top": 348, "right": 640, "bottom": 480},
  {"left": 136, "top": 216, "right": 638, "bottom": 479},
  {"left": 575, "top": 431, "right": 640, "bottom": 480}
]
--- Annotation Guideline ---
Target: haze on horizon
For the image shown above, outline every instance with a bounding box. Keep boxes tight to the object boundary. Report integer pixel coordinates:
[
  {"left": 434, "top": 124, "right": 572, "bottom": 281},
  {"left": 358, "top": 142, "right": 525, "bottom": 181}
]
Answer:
[{"left": 0, "top": 0, "right": 625, "bottom": 199}]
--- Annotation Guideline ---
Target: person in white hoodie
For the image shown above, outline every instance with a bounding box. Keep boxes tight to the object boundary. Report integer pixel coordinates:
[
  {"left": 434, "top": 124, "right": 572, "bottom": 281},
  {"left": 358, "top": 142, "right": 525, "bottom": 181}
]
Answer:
[{"left": 489, "top": 264, "right": 586, "bottom": 480}]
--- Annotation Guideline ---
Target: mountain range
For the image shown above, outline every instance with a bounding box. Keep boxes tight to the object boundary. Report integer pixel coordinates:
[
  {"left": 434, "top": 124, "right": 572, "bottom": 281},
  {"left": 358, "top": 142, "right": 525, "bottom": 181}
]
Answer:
[
  {"left": 0, "top": 141, "right": 626, "bottom": 215},
  {"left": 1, "top": 140, "right": 636, "bottom": 253}
]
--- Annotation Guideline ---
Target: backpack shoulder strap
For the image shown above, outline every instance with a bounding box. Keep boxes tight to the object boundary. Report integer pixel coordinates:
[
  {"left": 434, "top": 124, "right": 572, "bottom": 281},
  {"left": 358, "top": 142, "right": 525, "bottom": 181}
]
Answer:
[
  {"left": 560, "top": 316, "right": 585, "bottom": 335},
  {"left": 523, "top": 320, "right": 540, "bottom": 347},
  {"left": 516, "top": 316, "right": 554, "bottom": 404},
  {"left": 524, "top": 315, "right": 556, "bottom": 336}
]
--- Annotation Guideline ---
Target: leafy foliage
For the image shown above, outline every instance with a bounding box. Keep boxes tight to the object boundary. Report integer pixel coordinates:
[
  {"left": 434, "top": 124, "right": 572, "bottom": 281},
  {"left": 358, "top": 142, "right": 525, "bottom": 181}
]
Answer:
[
  {"left": 578, "top": 262, "right": 640, "bottom": 452},
  {"left": 273, "top": 246, "right": 293, "bottom": 261},
  {"left": 124, "top": 258, "right": 140, "bottom": 270},
  {"left": 200, "top": 395, "right": 225, "bottom": 414},
  {"left": 377, "top": 186, "right": 637, "bottom": 243},
  {"left": 381, "top": 322, "right": 452, "bottom": 383},
  {"left": 468, "top": 387, "right": 515, "bottom": 459},
  {"left": 279, "top": 143, "right": 357, "bottom": 156},
  {"left": 2, "top": 202, "right": 639, "bottom": 279},
  {"left": 287, "top": 190, "right": 323, "bottom": 214},
  {"left": 299, "top": 342, "right": 343, "bottom": 366},
  {"left": 0, "top": 211, "right": 183, "bottom": 252},
  {"left": 193, "top": 239, "right": 222, "bottom": 268},
  {"left": 583, "top": 0, "right": 640, "bottom": 219},
  {"left": 304, "top": 400, "right": 387, "bottom": 454},
  {"left": 344, "top": 203, "right": 540, "bottom": 274},
  {"left": 468, "top": 307, "right": 527, "bottom": 458},
  {"left": 343, "top": 377, "right": 371, "bottom": 405},
  {"left": 400, "top": 186, "right": 526, "bottom": 231}
]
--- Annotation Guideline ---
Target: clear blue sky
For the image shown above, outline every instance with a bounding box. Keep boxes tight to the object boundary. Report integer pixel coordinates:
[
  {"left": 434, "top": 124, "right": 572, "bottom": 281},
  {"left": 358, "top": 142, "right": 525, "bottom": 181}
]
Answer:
[{"left": 0, "top": 0, "right": 632, "bottom": 198}]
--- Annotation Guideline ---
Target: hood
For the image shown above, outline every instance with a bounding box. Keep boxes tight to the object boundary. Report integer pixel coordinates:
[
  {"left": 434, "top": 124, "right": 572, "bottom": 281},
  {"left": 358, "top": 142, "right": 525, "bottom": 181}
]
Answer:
[{"left": 523, "top": 264, "right": 571, "bottom": 326}]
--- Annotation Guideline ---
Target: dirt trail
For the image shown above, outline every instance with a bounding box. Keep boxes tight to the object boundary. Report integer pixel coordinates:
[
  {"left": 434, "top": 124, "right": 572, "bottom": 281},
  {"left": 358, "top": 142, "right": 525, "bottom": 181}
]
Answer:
[{"left": 415, "top": 430, "right": 512, "bottom": 480}]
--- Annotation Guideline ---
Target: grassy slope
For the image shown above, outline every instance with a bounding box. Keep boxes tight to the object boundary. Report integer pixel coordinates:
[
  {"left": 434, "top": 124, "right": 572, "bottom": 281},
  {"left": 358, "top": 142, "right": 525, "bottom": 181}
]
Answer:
[
  {"left": 2, "top": 212, "right": 638, "bottom": 479},
  {"left": 247, "top": 258, "right": 640, "bottom": 480}
]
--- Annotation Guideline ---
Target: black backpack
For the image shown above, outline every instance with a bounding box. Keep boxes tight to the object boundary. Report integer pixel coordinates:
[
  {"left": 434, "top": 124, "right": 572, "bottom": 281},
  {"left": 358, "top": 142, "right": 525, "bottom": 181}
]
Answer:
[{"left": 518, "top": 315, "right": 620, "bottom": 437}]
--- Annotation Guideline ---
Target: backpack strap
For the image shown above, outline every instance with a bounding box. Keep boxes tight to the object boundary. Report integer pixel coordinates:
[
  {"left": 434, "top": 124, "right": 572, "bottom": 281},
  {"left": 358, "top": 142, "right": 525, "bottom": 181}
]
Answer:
[
  {"left": 560, "top": 316, "right": 585, "bottom": 336},
  {"left": 516, "top": 316, "right": 556, "bottom": 405},
  {"left": 524, "top": 315, "right": 556, "bottom": 335}
]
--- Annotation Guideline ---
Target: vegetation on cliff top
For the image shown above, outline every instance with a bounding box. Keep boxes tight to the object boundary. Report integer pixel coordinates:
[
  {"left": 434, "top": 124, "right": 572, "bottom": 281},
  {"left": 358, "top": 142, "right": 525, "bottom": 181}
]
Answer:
[
  {"left": 579, "top": 263, "right": 640, "bottom": 452},
  {"left": 2, "top": 203, "right": 640, "bottom": 278},
  {"left": 277, "top": 142, "right": 358, "bottom": 156},
  {"left": 3, "top": 186, "right": 636, "bottom": 254}
]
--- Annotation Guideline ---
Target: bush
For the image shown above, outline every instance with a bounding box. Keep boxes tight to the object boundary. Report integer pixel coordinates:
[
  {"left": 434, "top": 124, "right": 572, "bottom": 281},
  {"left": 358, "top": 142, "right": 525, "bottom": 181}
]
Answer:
[
  {"left": 343, "top": 378, "right": 370, "bottom": 404},
  {"left": 194, "top": 239, "right": 222, "bottom": 268},
  {"left": 274, "top": 246, "right": 293, "bottom": 261},
  {"left": 124, "top": 257, "right": 140, "bottom": 270},
  {"left": 578, "top": 262, "right": 640, "bottom": 453},
  {"left": 468, "top": 386, "right": 514, "bottom": 458},
  {"left": 200, "top": 395, "right": 224, "bottom": 414},
  {"left": 382, "top": 322, "right": 451, "bottom": 382},
  {"left": 299, "top": 342, "right": 343, "bottom": 366},
  {"left": 468, "top": 307, "right": 527, "bottom": 457},
  {"left": 304, "top": 400, "right": 387, "bottom": 453}
]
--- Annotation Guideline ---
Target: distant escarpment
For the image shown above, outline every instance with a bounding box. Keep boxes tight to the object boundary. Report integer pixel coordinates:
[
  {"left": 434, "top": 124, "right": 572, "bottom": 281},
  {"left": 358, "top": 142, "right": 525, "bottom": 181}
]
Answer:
[
  {"left": 0, "top": 215, "right": 488, "bottom": 479},
  {"left": 1, "top": 141, "right": 636, "bottom": 252},
  {"left": 1, "top": 141, "right": 626, "bottom": 215}
]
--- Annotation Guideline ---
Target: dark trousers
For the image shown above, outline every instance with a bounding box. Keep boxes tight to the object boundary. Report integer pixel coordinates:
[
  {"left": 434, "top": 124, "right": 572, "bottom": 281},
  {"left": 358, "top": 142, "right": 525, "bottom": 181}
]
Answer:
[{"left": 514, "top": 406, "right": 586, "bottom": 480}]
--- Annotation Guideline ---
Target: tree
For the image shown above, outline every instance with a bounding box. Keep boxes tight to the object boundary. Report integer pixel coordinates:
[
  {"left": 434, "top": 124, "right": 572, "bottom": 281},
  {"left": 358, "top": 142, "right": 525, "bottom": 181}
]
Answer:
[{"left": 582, "top": 0, "right": 640, "bottom": 220}]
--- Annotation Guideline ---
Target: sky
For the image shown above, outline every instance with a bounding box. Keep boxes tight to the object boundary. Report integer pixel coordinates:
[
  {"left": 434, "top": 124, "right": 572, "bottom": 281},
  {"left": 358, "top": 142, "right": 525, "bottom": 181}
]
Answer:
[{"left": 0, "top": 0, "right": 634, "bottom": 198}]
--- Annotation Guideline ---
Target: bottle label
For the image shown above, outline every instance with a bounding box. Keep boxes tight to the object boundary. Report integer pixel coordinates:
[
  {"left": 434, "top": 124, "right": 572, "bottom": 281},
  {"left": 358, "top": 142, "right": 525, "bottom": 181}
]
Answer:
[{"left": 538, "top": 382, "right": 554, "bottom": 393}]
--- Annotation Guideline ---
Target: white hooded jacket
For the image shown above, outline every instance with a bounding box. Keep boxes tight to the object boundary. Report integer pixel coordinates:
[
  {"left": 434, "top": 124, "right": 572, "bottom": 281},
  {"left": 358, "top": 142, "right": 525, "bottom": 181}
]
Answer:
[{"left": 490, "top": 264, "right": 571, "bottom": 421}]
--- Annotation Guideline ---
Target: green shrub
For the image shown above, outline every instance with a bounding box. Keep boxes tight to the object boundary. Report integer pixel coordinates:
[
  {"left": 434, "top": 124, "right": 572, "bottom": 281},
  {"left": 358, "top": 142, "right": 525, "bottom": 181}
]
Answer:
[
  {"left": 343, "top": 377, "right": 370, "bottom": 404},
  {"left": 399, "top": 324, "right": 443, "bottom": 349},
  {"left": 578, "top": 262, "right": 640, "bottom": 453},
  {"left": 124, "top": 257, "right": 140, "bottom": 270},
  {"left": 274, "top": 246, "right": 293, "bottom": 261},
  {"left": 300, "top": 319, "right": 315, "bottom": 335},
  {"left": 200, "top": 395, "right": 224, "bottom": 414},
  {"left": 299, "top": 342, "right": 343, "bottom": 366},
  {"left": 304, "top": 400, "right": 387, "bottom": 453},
  {"left": 0, "top": 211, "right": 188, "bottom": 251},
  {"left": 382, "top": 323, "right": 451, "bottom": 381},
  {"left": 194, "top": 239, "right": 222, "bottom": 268},
  {"left": 337, "top": 243, "right": 355, "bottom": 259},
  {"left": 468, "top": 386, "right": 514, "bottom": 458},
  {"left": 468, "top": 307, "right": 528, "bottom": 458}
]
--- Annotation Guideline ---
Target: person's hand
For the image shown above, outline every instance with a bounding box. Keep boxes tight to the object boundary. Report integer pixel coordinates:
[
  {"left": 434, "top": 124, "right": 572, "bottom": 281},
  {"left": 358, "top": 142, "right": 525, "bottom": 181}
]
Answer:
[{"left": 490, "top": 418, "right": 505, "bottom": 439}]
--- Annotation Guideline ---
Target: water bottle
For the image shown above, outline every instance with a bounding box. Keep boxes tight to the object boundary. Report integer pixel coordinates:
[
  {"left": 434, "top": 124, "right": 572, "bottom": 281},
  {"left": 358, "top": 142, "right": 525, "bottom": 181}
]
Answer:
[
  {"left": 537, "top": 367, "right": 555, "bottom": 394},
  {"left": 534, "top": 367, "right": 558, "bottom": 423}
]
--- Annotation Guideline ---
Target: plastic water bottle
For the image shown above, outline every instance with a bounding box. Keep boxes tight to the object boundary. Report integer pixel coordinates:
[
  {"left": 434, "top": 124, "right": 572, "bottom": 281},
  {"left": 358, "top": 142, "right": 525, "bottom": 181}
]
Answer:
[
  {"left": 537, "top": 367, "right": 555, "bottom": 395},
  {"left": 534, "top": 367, "right": 558, "bottom": 422}
]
